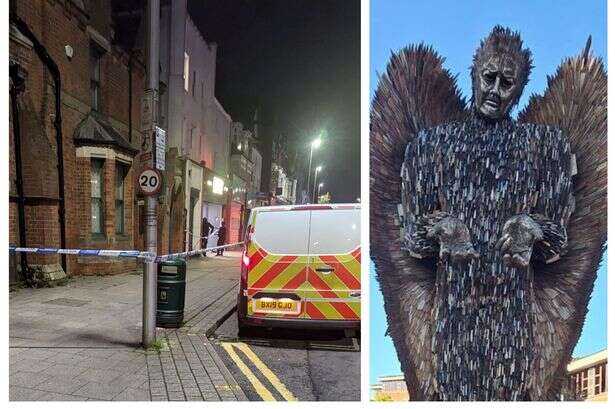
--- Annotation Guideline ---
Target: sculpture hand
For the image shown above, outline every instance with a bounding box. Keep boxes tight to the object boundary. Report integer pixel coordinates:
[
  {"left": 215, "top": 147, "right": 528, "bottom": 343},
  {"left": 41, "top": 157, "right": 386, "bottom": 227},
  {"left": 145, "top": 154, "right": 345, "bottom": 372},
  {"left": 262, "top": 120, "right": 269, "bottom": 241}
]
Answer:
[
  {"left": 495, "top": 214, "right": 544, "bottom": 268},
  {"left": 427, "top": 217, "right": 479, "bottom": 265}
]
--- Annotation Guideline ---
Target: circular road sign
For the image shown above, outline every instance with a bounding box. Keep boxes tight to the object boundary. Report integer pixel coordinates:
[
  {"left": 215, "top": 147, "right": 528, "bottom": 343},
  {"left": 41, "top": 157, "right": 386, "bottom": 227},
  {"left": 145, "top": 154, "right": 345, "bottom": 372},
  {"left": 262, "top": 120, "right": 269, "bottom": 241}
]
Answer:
[{"left": 137, "top": 167, "right": 162, "bottom": 196}]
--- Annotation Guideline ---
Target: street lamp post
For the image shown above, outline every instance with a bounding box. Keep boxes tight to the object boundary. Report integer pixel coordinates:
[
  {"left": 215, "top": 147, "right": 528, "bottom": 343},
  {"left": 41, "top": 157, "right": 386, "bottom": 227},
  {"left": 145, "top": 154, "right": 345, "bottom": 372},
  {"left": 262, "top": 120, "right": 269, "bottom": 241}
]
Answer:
[
  {"left": 307, "top": 137, "right": 321, "bottom": 203},
  {"left": 142, "top": 0, "right": 160, "bottom": 348},
  {"left": 312, "top": 165, "right": 322, "bottom": 203},
  {"left": 317, "top": 182, "right": 324, "bottom": 202}
]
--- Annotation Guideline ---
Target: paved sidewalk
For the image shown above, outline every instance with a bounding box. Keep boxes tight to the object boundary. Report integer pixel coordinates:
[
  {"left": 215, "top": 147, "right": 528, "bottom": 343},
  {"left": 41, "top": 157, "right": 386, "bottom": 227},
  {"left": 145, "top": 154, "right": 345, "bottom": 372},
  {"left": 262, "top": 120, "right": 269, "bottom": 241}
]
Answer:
[{"left": 9, "top": 252, "right": 244, "bottom": 401}]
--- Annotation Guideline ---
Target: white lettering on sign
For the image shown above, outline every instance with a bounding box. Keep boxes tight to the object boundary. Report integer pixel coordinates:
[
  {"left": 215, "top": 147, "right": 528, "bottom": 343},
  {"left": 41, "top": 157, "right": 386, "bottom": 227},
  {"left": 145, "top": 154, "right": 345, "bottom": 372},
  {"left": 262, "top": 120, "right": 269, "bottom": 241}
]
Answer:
[{"left": 155, "top": 126, "right": 166, "bottom": 171}]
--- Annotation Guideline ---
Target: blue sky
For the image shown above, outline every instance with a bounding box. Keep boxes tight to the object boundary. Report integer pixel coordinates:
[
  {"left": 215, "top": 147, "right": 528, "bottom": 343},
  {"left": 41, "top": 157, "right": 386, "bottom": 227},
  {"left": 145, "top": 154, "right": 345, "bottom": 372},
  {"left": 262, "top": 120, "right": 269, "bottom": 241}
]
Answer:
[{"left": 369, "top": 0, "right": 607, "bottom": 385}]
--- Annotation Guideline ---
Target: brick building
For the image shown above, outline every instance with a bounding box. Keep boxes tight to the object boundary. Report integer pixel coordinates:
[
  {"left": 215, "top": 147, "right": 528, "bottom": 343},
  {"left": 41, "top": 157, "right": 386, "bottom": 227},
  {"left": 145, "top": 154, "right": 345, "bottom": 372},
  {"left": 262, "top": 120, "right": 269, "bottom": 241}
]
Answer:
[
  {"left": 155, "top": 0, "right": 234, "bottom": 253},
  {"left": 567, "top": 349, "right": 607, "bottom": 401},
  {"left": 370, "top": 349, "right": 608, "bottom": 401},
  {"left": 370, "top": 375, "right": 410, "bottom": 401},
  {"left": 9, "top": 0, "right": 146, "bottom": 281}
]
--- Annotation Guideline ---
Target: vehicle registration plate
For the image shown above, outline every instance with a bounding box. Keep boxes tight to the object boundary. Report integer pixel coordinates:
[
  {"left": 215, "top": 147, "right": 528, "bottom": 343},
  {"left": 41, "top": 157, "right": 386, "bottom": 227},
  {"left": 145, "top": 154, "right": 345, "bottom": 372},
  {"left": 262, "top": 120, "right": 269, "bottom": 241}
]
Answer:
[{"left": 253, "top": 297, "right": 300, "bottom": 315}]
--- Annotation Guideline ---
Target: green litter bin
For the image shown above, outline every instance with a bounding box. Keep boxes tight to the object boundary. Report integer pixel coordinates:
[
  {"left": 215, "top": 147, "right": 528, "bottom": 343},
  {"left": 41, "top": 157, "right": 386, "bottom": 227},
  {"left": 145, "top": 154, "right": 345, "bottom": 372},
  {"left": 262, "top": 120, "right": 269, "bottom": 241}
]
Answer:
[{"left": 156, "top": 258, "right": 186, "bottom": 328}]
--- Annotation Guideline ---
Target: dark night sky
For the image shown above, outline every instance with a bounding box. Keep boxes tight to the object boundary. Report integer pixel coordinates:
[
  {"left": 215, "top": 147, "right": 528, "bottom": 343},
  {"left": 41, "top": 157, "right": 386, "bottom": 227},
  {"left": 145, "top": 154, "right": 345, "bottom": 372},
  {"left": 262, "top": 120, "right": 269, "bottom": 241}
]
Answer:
[{"left": 188, "top": 0, "right": 360, "bottom": 203}]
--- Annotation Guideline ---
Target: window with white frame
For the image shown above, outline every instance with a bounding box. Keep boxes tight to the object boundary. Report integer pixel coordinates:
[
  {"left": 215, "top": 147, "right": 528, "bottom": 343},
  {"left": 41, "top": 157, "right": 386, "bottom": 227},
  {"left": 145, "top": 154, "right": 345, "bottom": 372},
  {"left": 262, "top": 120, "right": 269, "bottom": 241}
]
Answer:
[
  {"left": 90, "top": 43, "right": 104, "bottom": 111},
  {"left": 91, "top": 158, "right": 105, "bottom": 234},
  {"left": 115, "top": 162, "right": 127, "bottom": 234},
  {"left": 183, "top": 52, "right": 190, "bottom": 91}
]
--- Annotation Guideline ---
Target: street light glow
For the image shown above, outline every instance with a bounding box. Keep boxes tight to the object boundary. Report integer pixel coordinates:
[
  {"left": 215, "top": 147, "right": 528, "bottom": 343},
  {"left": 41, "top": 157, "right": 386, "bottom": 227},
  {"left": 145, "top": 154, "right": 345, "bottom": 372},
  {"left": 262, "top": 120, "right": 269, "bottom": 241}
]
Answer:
[
  {"left": 307, "top": 136, "right": 323, "bottom": 204},
  {"left": 316, "top": 165, "right": 322, "bottom": 172},
  {"left": 319, "top": 182, "right": 324, "bottom": 187}
]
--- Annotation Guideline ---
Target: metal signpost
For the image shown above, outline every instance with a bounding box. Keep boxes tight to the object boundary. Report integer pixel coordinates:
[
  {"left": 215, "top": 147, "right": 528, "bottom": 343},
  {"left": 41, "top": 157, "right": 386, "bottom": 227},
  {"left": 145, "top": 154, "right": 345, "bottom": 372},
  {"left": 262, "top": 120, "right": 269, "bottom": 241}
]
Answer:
[
  {"left": 141, "top": 0, "right": 160, "bottom": 348},
  {"left": 140, "top": 89, "right": 155, "bottom": 132},
  {"left": 155, "top": 126, "right": 166, "bottom": 171}
]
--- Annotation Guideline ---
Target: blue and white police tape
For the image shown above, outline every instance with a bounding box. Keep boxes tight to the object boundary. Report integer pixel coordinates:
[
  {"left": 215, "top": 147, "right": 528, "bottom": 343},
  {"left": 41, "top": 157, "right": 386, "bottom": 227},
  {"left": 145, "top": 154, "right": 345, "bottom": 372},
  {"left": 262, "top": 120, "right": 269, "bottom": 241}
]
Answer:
[
  {"left": 188, "top": 232, "right": 218, "bottom": 249},
  {"left": 155, "top": 242, "right": 243, "bottom": 262},
  {"left": 9, "top": 242, "right": 243, "bottom": 263},
  {"left": 9, "top": 246, "right": 156, "bottom": 261},
  {"left": 187, "top": 229, "right": 221, "bottom": 238}
]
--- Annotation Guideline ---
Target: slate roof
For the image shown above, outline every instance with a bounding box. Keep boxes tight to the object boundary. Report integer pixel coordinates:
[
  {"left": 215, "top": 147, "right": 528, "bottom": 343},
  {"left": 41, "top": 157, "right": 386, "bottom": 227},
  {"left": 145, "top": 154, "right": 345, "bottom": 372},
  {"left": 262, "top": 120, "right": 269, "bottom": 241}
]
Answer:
[{"left": 74, "top": 112, "right": 139, "bottom": 155}]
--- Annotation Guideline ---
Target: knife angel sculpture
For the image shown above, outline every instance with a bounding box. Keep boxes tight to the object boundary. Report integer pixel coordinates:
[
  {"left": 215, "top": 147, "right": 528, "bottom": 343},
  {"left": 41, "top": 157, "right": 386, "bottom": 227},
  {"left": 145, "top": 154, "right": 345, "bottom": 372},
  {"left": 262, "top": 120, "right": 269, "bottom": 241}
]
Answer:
[{"left": 370, "top": 26, "right": 606, "bottom": 401}]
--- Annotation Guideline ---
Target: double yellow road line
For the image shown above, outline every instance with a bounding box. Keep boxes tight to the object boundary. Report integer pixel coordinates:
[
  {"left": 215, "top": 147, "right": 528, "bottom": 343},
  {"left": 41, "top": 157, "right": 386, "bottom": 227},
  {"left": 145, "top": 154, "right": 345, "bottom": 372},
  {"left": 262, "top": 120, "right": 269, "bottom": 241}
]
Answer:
[{"left": 221, "top": 342, "right": 297, "bottom": 401}]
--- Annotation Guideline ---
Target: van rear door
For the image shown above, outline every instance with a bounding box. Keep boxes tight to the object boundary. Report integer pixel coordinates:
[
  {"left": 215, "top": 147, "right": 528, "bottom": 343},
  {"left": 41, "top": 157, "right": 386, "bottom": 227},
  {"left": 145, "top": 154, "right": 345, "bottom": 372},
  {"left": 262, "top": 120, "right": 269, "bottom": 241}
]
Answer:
[
  {"left": 304, "top": 208, "right": 361, "bottom": 321},
  {"left": 246, "top": 209, "right": 310, "bottom": 319}
]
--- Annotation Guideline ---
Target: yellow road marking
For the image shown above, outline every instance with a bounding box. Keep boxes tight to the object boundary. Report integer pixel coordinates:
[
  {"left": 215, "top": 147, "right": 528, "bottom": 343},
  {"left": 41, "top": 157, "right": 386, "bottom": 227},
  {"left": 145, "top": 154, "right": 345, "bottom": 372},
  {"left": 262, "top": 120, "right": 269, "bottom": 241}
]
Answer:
[
  {"left": 221, "top": 342, "right": 276, "bottom": 401},
  {"left": 222, "top": 342, "right": 298, "bottom": 401},
  {"left": 231, "top": 342, "right": 298, "bottom": 401}
]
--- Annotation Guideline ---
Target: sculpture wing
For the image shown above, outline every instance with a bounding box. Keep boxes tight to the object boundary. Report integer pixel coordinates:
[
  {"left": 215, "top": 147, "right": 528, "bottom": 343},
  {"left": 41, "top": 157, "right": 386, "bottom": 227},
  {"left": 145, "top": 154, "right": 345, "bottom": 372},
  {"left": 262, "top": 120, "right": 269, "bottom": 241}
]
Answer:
[
  {"left": 518, "top": 39, "right": 607, "bottom": 400},
  {"left": 370, "top": 44, "right": 467, "bottom": 400}
]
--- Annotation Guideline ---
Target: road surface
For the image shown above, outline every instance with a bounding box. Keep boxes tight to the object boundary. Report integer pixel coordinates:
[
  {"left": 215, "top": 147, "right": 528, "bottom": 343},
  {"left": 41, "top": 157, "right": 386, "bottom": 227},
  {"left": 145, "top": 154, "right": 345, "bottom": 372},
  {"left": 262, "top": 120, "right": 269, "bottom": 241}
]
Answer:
[{"left": 210, "top": 311, "right": 360, "bottom": 401}]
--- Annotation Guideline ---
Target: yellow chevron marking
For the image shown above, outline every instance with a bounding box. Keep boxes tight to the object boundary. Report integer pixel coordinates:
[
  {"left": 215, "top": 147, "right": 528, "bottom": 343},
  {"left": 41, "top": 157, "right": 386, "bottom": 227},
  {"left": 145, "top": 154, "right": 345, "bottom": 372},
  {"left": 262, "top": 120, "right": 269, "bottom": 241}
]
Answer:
[
  {"left": 265, "top": 259, "right": 307, "bottom": 290},
  {"left": 245, "top": 245, "right": 361, "bottom": 321},
  {"left": 310, "top": 255, "right": 358, "bottom": 295},
  {"left": 301, "top": 277, "right": 349, "bottom": 300},
  {"left": 308, "top": 301, "right": 344, "bottom": 320},
  {"left": 345, "top": 257, "right": 361, "bottom": 281},
  {"left": 247, "top": 241, "right": 262, "bottom": 255},
  {"left": 347, "top": 300, "right": 361, "bottom": 317},
  {"left": 248, "top": 255, "right": 284, "bottom": 285}
]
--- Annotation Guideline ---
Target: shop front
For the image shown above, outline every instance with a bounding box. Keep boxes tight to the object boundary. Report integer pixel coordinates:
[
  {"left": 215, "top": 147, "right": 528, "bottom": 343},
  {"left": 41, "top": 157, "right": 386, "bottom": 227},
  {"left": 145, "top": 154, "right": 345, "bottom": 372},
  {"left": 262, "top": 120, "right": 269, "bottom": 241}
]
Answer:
[
  {"left": 184, "top": 160, "right": 204, "bottom": 251},
  {"left": 226, "top": 176, "right": 247, "bottom": 243},
  {"left": 202, "top": 169, "right": 229, "bottom": 248}
]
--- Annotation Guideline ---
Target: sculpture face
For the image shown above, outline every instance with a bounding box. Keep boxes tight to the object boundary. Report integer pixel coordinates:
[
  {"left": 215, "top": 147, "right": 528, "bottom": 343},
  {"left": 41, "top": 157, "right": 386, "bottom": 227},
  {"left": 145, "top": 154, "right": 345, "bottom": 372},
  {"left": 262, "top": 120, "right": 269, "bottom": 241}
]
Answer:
[{"left": 474, "top": 56, "right": 521, "bottom": 120}]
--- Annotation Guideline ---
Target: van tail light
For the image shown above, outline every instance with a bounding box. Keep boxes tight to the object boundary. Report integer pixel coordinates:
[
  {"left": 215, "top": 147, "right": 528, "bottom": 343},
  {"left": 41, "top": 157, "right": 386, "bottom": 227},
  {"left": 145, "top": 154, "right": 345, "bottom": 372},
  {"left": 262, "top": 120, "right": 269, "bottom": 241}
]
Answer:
[
  {"left": 240, "top": 246, "right": 250, "bottom": 289},
  {"left": 240, "top": 225, "right": 254, "bottom": 290}
]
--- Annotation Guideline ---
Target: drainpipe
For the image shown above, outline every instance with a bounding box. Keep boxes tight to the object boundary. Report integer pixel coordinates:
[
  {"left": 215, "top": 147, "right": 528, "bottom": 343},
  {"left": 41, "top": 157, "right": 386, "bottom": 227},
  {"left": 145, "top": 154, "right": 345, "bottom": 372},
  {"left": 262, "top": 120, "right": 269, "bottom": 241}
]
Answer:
[
  {"left": 10, "top": 14, "right": 67, "bottom": 273},
  {"left": 9, "top": 63, "right": 29, "bottom": 279}
]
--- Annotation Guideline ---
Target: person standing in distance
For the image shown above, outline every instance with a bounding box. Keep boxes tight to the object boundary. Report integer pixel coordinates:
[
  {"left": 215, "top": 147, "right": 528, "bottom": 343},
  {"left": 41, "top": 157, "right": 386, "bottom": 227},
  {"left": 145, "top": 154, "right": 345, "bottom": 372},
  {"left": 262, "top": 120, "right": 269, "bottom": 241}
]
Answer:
[
  {"left": 201, "top": 216, "right": 214, "bottom": 257},
  {"left": 216, "top": 221, "right": 227, "bottom": 256}
]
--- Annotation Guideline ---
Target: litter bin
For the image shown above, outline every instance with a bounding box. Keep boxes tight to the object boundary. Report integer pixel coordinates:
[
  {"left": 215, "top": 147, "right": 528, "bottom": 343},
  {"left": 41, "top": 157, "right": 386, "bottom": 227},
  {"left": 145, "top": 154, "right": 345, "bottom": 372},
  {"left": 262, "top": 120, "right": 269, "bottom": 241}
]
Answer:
[{"left": 156, "top": 258, "right": 186, "bottom": 328}]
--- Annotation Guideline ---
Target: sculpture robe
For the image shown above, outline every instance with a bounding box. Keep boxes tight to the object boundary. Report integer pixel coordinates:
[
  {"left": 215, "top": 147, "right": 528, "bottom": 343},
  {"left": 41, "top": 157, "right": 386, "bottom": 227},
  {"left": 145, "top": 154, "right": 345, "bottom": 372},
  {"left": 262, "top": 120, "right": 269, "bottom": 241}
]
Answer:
[{"left": 400, "top": 114, "right": 574, "bottom": 400}]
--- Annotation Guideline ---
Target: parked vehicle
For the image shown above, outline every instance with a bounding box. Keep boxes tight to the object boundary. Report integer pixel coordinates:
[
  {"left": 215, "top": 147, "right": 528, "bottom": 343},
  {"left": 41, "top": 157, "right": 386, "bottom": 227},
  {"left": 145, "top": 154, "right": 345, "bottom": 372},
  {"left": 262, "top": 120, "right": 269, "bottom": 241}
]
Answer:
[{"left": 237, "top": 204, "right": 361, "bottom": 331}]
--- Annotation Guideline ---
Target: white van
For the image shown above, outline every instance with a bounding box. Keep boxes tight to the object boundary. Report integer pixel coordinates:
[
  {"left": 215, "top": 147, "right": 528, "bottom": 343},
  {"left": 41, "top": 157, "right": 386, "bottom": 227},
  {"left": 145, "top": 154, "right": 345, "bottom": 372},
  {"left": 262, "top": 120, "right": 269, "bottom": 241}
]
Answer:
[{"left": 237, "top": 204, "right": 361, "bottom": 330}]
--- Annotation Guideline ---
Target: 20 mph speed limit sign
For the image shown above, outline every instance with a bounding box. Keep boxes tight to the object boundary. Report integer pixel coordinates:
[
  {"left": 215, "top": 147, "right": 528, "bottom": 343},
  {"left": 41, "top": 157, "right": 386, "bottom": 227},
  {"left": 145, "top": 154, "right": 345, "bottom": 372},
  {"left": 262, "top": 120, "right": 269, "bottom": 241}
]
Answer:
[{"left": 137, "top": 167, "right": 162, "bottom": 196}]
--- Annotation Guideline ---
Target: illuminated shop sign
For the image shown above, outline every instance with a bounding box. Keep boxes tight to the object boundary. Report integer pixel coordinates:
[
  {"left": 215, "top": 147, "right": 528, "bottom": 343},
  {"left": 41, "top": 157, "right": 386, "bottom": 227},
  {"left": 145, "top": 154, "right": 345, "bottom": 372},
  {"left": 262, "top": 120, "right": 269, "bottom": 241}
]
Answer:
[{"left": 212, "top": 176, "right": 225, "bottom": 195}]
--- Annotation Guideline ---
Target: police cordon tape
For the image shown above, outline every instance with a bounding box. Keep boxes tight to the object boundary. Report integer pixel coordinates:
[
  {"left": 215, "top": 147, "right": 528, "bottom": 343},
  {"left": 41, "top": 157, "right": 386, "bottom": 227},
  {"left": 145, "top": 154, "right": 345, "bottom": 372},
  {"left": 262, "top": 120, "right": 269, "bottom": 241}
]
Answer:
[
  {"left": 156, "top": 242, "right": 243, "bottom": 262},
  {"left": 9, "top": 242, "right": 244, "bottom": 263},
  {"left": 186, "top": 230, "right": 222, "bottom": 250}
]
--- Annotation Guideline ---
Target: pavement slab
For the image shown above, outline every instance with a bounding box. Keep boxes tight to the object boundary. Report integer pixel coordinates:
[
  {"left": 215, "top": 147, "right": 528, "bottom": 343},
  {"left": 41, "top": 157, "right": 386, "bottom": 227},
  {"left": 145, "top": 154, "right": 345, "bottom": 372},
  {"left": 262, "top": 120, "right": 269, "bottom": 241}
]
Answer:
[
  {"left": 112, "top": 387, "right": 150, "bottom": 401},
  {"left": 36, "top": 392, "right": 86, "bottom": 401},
  {"left": 9, "top": 253, "right": 245, "bottom": 401},
  {"left": 72, "top": 381, "right": 129, "bottom": 400},
  {"left": 9, "top": 371, "right": 55, "bottom": 388},
  {"left": 31, "top": 377, "right": 90, "bottom": 395},
  {"left": 9, "top": 386, "right": 48, "bottom": 401}
]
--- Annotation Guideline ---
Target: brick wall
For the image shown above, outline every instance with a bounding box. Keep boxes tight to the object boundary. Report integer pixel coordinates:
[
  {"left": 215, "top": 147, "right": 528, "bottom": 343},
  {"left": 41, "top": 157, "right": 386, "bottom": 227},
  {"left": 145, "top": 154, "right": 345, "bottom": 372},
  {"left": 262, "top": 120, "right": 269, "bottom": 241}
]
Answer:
[
  {"left": 9, "top": 0, "right": 146, "bottom": 277},
  {"left": 9, "top": 203, "right": 19, "bottom": 245},
  {"left": 23, "top": 205, "right": 61, "bottom": 266}
]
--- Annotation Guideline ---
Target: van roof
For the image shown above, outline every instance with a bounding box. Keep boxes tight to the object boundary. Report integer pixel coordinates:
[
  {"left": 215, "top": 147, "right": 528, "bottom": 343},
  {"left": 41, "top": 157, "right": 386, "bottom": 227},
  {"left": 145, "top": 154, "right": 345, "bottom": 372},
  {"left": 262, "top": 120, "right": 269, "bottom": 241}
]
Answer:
[{"left": 251, "top": 203, "right": 360, "bottom": 213}]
